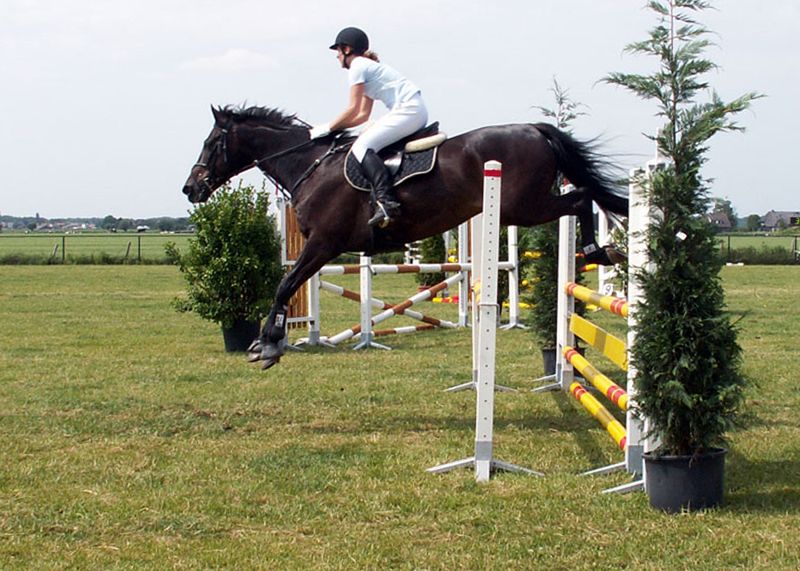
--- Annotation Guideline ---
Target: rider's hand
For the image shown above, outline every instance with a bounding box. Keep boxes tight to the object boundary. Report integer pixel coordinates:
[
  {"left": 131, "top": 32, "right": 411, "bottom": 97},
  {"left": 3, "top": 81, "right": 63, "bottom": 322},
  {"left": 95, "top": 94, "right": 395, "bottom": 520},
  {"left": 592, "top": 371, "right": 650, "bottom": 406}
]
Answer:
[{"left": 309, "top": 123, "right": 331, "bottom": 139}]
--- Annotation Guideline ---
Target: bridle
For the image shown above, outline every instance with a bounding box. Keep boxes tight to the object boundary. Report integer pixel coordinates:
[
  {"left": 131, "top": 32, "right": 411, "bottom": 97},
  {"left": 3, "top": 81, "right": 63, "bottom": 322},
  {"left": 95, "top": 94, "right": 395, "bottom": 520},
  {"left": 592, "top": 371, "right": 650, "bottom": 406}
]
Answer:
[
  {"left": 192, "top": 128, "right": 229, "bottom": 198},
  {"left": 192, "top": 120, "right": 349, "bottom": 201}
]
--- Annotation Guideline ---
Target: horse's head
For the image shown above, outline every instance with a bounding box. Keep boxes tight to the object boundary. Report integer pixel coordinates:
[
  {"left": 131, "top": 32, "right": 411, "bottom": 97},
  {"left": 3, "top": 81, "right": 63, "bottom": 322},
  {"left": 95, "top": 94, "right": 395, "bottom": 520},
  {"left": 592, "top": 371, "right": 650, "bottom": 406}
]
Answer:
[
  {"left": 183, "top": 105, "right": 315, "bottom": 203},
  {"left": 183, "top": 106, "right": 252, "bottom": 203}
]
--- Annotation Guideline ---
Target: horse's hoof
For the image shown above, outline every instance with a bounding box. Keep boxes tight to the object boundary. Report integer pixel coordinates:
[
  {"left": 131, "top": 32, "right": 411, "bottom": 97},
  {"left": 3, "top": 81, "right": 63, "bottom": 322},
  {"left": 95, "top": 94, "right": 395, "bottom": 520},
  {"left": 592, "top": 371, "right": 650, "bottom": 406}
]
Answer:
[
  {"left": 604, "top": 245, "right": 627, "bottom": 265},
  {"left": 585, "top": 245, "right": 627, "bottom": 266},
  {"left": 261, "top": 357, "right": 280, "bottom": 370},
  {"left": 247, "top": 339, "right": 263, "bottom": 353},
  {"left": 246, "top": 351, "right": 262, "bottom": 363},
  {"left": 260, "top": 343, "right": 285, "bottom": 361}
]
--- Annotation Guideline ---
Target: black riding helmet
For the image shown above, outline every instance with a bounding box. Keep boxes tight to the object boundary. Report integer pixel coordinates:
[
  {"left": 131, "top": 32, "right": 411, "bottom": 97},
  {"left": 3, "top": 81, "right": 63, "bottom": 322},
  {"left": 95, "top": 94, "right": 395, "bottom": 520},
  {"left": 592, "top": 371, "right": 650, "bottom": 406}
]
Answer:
[{"left": 329, "top": 27, "right": 369, "bottom": 54}]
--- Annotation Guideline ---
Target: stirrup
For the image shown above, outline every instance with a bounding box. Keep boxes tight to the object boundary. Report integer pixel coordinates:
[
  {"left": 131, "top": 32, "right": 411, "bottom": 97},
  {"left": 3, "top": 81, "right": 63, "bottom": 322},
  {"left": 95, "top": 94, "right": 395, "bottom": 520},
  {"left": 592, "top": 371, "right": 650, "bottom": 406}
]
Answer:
[{"left": 368, "top": 202, "right": 393, "bottom": 228}]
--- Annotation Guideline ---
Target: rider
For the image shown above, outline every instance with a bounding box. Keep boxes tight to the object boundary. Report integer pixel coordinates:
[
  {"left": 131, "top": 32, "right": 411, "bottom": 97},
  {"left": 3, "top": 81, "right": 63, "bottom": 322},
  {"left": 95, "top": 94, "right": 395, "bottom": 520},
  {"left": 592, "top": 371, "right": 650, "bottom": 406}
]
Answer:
[{"left": 309, "top": 27, "right": 429, "bottom": 228}]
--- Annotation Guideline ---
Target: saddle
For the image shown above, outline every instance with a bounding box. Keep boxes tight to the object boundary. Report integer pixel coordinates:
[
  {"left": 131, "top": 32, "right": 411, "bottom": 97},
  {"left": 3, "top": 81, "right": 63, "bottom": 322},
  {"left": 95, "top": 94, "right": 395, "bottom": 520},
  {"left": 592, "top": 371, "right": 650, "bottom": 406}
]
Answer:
[{"left": 344, "top": 122, "right": 447, "bottom": 192}]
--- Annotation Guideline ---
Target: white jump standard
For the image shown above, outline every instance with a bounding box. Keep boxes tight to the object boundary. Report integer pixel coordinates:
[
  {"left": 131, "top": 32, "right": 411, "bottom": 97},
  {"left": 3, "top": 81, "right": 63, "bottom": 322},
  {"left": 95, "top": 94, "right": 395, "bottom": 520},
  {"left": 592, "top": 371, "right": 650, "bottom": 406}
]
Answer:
[
  {"left": 533, "top": 167, "right": 657, "bottom": 494},
  {"left": 443, "top": 208, "right": 515, "bottom": 395},
  {"left": 428, "top": 161, "right": 543, "bottom": 482}
]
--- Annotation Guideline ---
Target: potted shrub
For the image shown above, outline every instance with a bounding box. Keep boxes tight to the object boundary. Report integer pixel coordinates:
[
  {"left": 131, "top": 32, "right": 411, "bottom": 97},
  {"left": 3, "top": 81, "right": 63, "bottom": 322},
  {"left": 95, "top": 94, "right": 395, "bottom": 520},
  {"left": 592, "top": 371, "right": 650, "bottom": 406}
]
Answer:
[
  {"left": 166, "top": 182, "right": 284, "bottom": 352},
  {"left": 606, "top": 0, "right": 758, "bottom": 512},
  {"left": 415, "top": 233, "right": 446, "bottom": 289}
]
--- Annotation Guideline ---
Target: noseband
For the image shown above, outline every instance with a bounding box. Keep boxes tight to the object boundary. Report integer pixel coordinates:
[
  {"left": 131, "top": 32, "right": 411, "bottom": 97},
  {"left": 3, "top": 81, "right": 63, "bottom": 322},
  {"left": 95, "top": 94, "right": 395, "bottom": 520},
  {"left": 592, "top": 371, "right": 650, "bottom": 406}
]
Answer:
[{"left": 192, "top": 128, "right": 229, "bottom": 195}]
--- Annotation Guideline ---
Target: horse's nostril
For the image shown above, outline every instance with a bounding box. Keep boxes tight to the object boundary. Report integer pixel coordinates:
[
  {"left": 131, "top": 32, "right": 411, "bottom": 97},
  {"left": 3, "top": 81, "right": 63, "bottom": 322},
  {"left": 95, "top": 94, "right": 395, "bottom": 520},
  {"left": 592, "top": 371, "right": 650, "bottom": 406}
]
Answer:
[{"left": 182, "top": 183, "right": 200, "bottom": 202}]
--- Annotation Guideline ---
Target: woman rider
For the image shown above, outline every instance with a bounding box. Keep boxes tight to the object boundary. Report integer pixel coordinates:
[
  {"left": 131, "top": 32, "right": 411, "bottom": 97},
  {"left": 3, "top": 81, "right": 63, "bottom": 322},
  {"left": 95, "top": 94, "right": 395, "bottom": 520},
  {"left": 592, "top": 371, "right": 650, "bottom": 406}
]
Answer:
[{"left": 309, "top": 27, "right": 429, "bottom": 228}]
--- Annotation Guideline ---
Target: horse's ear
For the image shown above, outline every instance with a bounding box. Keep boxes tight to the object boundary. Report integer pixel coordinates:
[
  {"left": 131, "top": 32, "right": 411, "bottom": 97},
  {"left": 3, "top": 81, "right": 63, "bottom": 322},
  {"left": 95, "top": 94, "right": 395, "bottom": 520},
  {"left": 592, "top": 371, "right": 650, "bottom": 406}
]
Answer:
[{"left": 211, "top": 105, "right": 225, "bottom": 125}]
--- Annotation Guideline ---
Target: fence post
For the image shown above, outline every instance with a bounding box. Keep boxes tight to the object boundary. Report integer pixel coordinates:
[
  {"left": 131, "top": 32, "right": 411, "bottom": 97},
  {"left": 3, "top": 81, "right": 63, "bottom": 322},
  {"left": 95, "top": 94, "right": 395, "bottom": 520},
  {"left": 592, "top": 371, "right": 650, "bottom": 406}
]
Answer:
[
  {"left": 727, "top": 235, "right": 731, "bottom": 262},
  {"left": 457, "top": 222, "right": 470, "bottom": 327},
  {"left": 62, "top": 235, "right": 66, "bottom": 263},
  {"left": 138, "top": 235, "right": 142, "bottom": 262}
]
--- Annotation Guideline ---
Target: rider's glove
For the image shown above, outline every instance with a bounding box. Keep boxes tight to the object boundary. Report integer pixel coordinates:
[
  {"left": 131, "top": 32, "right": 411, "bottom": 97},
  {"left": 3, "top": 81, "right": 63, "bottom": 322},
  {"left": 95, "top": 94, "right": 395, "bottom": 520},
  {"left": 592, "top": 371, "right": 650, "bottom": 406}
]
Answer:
[{"left": 309, "top": 123, "right": 331, "bottom": 139}]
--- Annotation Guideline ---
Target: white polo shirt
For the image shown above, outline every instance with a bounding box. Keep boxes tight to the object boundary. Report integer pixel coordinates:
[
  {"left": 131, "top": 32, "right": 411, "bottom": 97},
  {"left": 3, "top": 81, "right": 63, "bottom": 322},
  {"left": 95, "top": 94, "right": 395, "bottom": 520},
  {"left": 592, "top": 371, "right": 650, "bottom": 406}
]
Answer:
[{"left": 348, "top": 56, "right": 421, "bottom": 110}]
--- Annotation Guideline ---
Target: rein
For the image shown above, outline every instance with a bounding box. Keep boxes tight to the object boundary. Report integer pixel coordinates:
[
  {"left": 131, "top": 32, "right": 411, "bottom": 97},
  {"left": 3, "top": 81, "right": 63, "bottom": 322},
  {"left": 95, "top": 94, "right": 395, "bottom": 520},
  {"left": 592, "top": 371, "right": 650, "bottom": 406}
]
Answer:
[{"left": 254, "top": 133, "right": 351, "bottom": 199}]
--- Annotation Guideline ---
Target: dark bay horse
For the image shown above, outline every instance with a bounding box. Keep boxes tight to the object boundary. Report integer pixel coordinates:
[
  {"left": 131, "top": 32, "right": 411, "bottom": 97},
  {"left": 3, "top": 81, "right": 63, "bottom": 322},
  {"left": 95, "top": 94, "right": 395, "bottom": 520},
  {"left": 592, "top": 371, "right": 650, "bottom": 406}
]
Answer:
[{"left": 182, "top": 105, "right": 627, "bottom": 369}]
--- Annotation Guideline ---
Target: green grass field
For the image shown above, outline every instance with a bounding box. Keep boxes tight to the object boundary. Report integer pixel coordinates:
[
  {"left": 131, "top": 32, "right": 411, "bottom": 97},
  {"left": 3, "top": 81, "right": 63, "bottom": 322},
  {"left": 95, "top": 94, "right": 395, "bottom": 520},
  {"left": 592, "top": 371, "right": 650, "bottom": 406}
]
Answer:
[
  {"left": 715, "top": 235, "right": 797, "bottom": 250},
  {"left": 1, "top": 266, "right": 799, "bottom": 569},
  {"left": 0, "top": 233, "right": 192, "bottom": 263},
  {"left": 715, "top": 235, "right": 799, "bottom": 260}
]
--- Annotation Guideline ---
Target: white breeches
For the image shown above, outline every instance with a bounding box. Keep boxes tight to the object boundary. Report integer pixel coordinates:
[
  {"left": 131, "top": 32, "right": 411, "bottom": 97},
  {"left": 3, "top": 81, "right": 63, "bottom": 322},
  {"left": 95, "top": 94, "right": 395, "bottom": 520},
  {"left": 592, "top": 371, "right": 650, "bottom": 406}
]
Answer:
[{"left": 351, "top": 94, "right": 428, "bottom": 162}]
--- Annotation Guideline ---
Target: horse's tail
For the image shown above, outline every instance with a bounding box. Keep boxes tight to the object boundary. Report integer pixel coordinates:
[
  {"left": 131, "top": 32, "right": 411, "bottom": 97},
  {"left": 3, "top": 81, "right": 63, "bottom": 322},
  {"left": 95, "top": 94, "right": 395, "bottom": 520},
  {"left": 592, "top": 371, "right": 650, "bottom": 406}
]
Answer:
[{"left": 532, "top": 123, "right": 629, "bottom": 216}]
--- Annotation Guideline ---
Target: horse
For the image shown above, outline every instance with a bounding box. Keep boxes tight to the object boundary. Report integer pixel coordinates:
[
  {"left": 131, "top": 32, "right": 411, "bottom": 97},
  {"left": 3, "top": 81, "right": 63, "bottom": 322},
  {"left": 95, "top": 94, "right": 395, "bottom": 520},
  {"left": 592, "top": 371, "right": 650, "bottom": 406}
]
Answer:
[{"left": 182, "top": 105, "right": 628, "bottom": 370}]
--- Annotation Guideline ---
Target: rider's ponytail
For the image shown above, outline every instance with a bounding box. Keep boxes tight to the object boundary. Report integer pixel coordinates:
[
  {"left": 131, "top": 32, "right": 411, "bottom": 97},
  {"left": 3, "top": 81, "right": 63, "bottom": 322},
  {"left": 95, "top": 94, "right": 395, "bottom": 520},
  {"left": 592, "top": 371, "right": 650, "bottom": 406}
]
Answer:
[{"left": 363, "top": 50, "right": 380, "bottom": 62}]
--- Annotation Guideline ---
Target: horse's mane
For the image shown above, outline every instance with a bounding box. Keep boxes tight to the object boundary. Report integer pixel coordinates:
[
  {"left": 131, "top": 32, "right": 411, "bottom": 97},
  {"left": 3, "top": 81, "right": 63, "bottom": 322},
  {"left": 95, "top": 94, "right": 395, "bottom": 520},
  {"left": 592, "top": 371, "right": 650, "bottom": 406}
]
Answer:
[{"left": 216, "top": 105, "right": 307, "bottom": 129}]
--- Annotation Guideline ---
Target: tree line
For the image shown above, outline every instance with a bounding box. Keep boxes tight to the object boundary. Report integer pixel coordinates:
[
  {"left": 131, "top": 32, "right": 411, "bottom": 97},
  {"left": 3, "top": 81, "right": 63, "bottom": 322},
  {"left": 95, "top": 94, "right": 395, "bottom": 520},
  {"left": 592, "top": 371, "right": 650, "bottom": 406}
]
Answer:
[{"left": 0, "top": 215, "right": 192, "bottom": 232}]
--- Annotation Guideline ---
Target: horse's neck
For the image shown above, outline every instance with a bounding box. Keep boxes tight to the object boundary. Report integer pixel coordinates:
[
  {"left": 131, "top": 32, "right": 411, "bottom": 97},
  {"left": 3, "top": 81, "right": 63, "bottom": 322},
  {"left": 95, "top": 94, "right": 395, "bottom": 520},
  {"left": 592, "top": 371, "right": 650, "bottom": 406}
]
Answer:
[{"left": 258, "top": 132, "right": 329, "bottom": 194}]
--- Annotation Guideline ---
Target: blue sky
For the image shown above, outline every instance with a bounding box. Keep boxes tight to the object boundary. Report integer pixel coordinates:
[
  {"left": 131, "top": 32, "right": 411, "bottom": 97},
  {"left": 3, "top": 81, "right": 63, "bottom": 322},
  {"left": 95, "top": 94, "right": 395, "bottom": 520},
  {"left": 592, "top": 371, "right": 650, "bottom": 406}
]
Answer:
[{"left": 1, "top": 0, "right": 794, "bottom": 218}]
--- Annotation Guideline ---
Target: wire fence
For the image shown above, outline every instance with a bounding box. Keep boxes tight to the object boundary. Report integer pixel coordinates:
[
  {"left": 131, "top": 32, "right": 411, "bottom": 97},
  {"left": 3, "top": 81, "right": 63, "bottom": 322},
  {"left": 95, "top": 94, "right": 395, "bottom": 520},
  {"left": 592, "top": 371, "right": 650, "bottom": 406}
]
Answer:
[
  {"left": 715, "top": 234, "right": 800, "bottom": 264},
  {"left": 2, "top": 232, "right": 798, "bottom": 264},
  {"left": 0, "top": 233, "right": 193, "bottom": 264}
]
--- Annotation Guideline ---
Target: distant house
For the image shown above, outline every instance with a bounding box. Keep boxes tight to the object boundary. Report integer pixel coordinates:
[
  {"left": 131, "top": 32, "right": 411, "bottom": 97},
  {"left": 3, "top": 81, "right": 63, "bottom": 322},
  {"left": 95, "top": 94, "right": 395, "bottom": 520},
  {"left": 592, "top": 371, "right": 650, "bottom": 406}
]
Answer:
[
  {"left": 707, "top": 211, "right": 732, "bottom": 232},
  {"left": 63, "top": 223, "right": 94, "bottom": 232},
  {"left": 761, "top": 210, "right": 800, "bottom": 232}
]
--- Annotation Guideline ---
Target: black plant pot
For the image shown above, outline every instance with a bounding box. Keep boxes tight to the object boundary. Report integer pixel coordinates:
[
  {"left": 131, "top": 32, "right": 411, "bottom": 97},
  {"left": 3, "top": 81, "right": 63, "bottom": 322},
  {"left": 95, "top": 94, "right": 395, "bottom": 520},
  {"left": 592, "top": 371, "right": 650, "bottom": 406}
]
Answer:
[
  {"left": 644, "top": 448, "right": 727, "bottom": 513},
  {"left": 221, "top": 319, "right": 261, "bottom": 353},
  {"left": 541, "top": 348, "right": 557, "bottom": 376}
]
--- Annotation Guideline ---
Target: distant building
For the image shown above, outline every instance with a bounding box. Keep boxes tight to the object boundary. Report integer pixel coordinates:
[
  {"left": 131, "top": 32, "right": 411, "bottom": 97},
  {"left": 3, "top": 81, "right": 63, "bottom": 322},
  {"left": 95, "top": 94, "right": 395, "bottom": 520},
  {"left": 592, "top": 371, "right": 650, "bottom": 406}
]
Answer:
[
  {"left": 761, "top": 210, "right": 800, "bottom": 232},
  {"left": 707, "top": 211, "right": 732, "bottom": 232}
]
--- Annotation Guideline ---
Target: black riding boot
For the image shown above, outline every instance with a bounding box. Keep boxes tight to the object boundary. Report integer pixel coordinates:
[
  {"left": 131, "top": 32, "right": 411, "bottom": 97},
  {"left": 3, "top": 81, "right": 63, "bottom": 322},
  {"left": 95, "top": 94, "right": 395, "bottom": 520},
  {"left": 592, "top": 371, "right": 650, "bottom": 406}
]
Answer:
[{"left": 361, "top": 149, "right": 401, "bottom": 228}]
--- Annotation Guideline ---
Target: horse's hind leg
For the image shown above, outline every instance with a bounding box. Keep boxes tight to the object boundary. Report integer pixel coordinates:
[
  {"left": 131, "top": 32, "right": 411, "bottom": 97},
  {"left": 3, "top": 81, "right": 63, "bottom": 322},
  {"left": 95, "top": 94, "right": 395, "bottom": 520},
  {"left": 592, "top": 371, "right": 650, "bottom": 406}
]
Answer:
[
  {"left": 254, "top": 240, "right": 339, "bottom": 370},
  {"left": 541, "top": 188, "right": 624, "bottom": 266},
  {"left": 573, "top": 191, "right": 627, "bottom": 265}
]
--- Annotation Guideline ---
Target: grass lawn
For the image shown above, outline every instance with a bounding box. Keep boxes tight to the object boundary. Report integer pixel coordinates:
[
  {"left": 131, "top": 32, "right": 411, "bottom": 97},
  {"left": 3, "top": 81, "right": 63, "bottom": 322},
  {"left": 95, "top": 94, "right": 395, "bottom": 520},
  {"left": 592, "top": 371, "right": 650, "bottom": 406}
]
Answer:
[
  {"left": 0, "top": 265, "right": 798, "bottom": 569},
  {"left": 716, "top": 235, "right": 797, "bottom": 250},
  {"left": 0, "top": 234, "right": 192, "bottom": 263}
]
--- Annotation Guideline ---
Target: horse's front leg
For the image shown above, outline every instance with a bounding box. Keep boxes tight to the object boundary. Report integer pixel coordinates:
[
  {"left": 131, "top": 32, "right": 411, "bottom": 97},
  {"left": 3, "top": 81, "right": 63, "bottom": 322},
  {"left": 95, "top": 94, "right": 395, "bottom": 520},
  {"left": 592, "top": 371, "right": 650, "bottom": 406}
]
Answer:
[
  {"left": 250, "top": 241, "right": 338, "bottom": 370},
  {"left": 254, "top": 290, "right": 291, "bottom": 359}
]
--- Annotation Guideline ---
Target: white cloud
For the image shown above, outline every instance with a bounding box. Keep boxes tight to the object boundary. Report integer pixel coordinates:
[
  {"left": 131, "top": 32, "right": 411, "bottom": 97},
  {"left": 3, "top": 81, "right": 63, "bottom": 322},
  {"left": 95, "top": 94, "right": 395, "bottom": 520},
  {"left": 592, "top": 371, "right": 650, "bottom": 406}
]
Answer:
[{"left": 181, "top": 48, "right": 279, "bottom": 72}]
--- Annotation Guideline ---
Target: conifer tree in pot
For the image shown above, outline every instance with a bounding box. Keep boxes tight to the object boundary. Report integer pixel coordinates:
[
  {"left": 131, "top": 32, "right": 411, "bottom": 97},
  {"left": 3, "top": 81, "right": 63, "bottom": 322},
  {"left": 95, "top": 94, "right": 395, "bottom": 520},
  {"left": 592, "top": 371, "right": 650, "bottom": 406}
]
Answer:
[
  {"left": 166, "top": 183, "right": 284, "bottom": 352},
  {"left": 606, "top": 0, "right": 759, "bottom": 512},
  {"left": 525, "top": 221, "right": 559, "bottom": 373}
]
